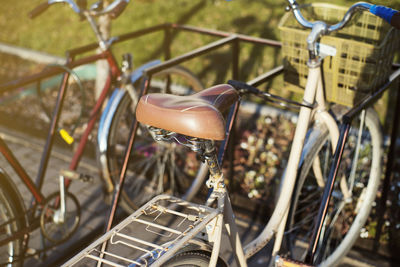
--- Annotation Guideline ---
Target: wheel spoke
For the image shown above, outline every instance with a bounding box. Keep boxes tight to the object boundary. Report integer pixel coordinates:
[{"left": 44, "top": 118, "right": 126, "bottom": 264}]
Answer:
[{"left": 285, "top": 109, "right": 382, "bottom": 264}]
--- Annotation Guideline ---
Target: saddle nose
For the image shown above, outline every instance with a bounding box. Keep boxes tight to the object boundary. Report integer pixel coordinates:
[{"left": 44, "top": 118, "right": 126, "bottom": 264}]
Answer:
[{"left": 136, "top": 84, "right": 239, "bottom": 140}]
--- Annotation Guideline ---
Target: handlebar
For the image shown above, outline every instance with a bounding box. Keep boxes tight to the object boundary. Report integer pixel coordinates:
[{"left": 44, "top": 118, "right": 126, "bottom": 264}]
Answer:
[
  {"left": 29, "top": 0, "right": 81, "bottom": 19},
  {"left": 287, "top": 1, "right": 400, "bottom": 32},
  {"left": 286, "top": 1, "right": 399, "bottom": 57},
  {"left": 29, "top": 0, "right": 129, "bottom": 20},
  {"left": 370, "top": 5, "right": 400, "bottom": 29},
  {"left": 94, "top": 0, "right": 129, "bottom": 19},
  {"left": 28, "top": 1, "right": 51, "bottom": 19}
]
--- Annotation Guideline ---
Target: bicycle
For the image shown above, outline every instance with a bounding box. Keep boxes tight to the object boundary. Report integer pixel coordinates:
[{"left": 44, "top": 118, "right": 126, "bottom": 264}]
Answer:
[
  {"left": 64, "top": 1, "right": 400, "bottom": 266},
  {"left": 0, "top": 0, "right": 204, "bottom": 265}
]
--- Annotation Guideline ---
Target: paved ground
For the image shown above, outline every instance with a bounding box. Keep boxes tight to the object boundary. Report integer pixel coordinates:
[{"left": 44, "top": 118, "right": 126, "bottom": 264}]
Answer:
[
  {"left": 0, "top": 125, "right": 111, "bottom": 266},
  {"left": 0, "top": 125, "right": 397, "bottom": 266}
]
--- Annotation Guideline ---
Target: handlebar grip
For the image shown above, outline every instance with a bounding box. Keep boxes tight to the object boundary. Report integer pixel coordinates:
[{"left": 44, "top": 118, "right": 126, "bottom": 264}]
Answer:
[
  {"left": 109, "top": 0, "right": 128, "bottom": 19},
  {"left": 391, "top": 12, "right": 400, "bottom": 30},
  {"left": 370, "top": 5, "right": 400, "bottom": 30},
  {"left": 28, "top": 2, "right": 50, "bottom": 19}
]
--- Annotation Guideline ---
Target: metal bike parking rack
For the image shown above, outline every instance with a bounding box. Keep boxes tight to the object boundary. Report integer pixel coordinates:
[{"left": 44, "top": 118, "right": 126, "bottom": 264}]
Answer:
[
  {"left": 0, "top": 23, "right": 283, "bottom": 264},
  {"left": 0, "top": 22, "right": 398, "bottom": 263},
  {"left": 0, "top": 23, "right": 281, "bottom": 94}
]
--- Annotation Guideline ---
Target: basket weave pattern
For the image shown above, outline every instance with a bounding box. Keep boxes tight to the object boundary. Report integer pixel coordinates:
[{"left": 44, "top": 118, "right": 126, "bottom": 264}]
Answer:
[{"left": 279, "top": 3, "right": 400, "bottom": 106}]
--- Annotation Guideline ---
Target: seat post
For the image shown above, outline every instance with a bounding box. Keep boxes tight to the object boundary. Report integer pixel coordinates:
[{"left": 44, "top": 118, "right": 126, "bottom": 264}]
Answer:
[{"left": 203, "top": 140, "right": 224, "bottom": 189}]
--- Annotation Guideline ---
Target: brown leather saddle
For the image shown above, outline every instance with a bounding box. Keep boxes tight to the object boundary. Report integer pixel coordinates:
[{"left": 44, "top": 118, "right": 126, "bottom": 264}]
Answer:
[{"left": 136, "top": 84, "right": 239, "bottom": 140}]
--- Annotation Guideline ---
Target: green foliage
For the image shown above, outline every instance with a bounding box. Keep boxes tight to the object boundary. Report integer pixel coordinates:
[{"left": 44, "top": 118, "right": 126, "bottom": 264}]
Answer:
[
  {"left": 2, "top": 0, "right": 398, "bottom": 55},
  {"left": 0, "top": 0, "right": 399, "bottom": 88}
]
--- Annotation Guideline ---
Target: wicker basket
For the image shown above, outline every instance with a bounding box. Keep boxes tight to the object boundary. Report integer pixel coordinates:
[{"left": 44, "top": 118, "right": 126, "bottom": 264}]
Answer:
[{"left": 279, "top": 3, "right": 400, "bottom": 107}]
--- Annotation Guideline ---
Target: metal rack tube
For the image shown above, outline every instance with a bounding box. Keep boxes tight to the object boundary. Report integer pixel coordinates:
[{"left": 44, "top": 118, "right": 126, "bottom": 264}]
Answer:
[{"left": 129, "top": 219, "right": 185, "bottom": 236}]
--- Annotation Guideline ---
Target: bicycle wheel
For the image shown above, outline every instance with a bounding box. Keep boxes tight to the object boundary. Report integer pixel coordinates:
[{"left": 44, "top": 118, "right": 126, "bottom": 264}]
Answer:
[
  {"left": 36, "top": 68, "right": 94, "bottom": 138},
  {"left": 0, "top": 170, "right": 27, "bottom": 266},
  {"left": 163, "top": 250, "right": 226, "bottom": 267},
  {"left": 103, "top": 66, "right": 205, "bottom": 213},
  {"left": 285, "top": 108, "right": 382, "bottom": 266}
]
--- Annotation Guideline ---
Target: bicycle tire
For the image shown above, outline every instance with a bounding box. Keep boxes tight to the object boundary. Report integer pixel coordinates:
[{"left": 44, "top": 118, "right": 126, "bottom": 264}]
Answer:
[
  {"left": 103, "top": 66, "right": 205, "bottom": 213},
  {"left": 285, "top": 108, "right": 382, "bottom": 266},
  {"left": 36, "top": 65, "right": 89, "bottom": 137},
  {"left": 0, "top": 170, "right": 27, "bottom": 266},
  {"left": 163, "top": 250, "right": 226, "bottom": 267}
]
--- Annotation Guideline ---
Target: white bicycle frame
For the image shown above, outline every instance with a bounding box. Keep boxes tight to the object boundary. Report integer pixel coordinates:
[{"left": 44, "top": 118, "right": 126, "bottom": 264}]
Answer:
[
  {"left": 244, "top": 65, "right": 339, "bottom": 260},
  {"left": 64, "top": 0, "right": 400, "bottom": 266}
]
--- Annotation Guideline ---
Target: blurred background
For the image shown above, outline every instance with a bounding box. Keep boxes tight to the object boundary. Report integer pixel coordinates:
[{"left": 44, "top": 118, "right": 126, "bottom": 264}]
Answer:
[{"left": 0, "top": 0, "right": 399, "bottom": 265}]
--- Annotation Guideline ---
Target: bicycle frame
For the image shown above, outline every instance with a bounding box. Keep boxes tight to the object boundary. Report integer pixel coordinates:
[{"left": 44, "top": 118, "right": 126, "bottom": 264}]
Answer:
[
  {"left": 244, "top": 44, "right": 400, "bottom": 267},
  {"left": 0, "top": 48, "right": 120, "bottom": 246},
  {"left": 198, "top": 65, "right": 340, "bottom": 264}
]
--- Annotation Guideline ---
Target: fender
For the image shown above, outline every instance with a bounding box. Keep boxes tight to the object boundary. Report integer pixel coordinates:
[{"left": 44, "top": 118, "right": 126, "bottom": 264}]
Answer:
[
  {"left": 97, "top": 60, "right": 161, "bottom": 192},
  {"left": 299, "top": 124, "right": 327, "bottom": 168}
]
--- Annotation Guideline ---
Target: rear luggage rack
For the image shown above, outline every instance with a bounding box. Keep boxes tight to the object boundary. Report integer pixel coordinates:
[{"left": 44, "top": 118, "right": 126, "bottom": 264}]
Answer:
[{"left": 63, "top": 195, "right": 218, "bottom": 266}]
